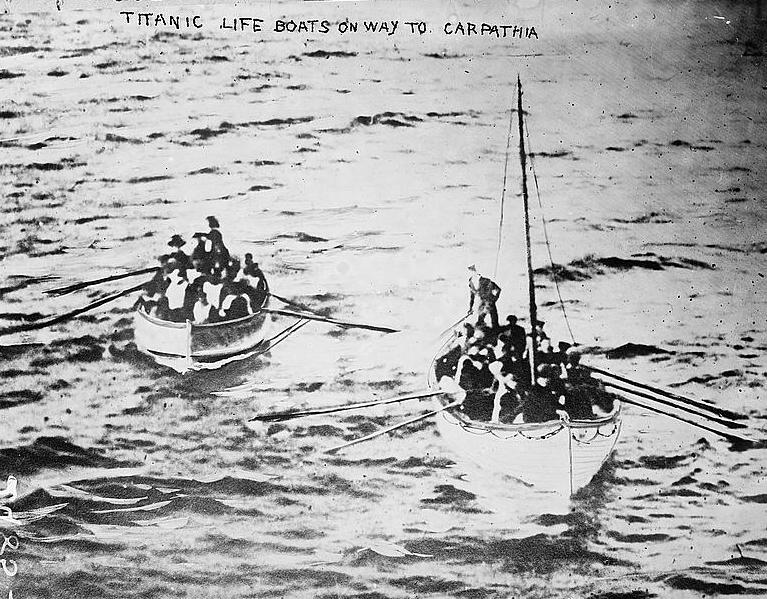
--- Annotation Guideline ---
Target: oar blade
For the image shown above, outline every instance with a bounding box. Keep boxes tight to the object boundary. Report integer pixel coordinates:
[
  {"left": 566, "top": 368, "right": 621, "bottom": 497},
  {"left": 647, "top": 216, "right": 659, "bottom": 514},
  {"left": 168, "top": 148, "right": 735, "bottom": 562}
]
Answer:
[
  {"left": 262, "top": 308, "right": 400, "bottom": 334},
  {"left": 608, "top": 387, "right": 758, "bottom": 446},
  {"left": 248, "top": 390, "right": 447, "bottom": 423},
  {"left": 44, "top": 267, "right": 157, "bottom": 297},
  {"left": 323, "top": 399, "right": 463, "bottom": 455},
  {"left": 585, "top": 365, "right": 748, "bottom": 421}
]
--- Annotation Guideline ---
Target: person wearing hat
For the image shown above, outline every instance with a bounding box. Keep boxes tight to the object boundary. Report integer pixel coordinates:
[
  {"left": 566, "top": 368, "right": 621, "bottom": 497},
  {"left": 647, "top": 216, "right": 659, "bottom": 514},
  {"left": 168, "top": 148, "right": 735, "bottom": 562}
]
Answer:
[
  {"left": 467, "top": 265, "right": 501, "bottom": 329},
  {"left": 534, "top": 319, "right": 549, "bottom": 344},
  {"left": 167, "top": 234, "right": 191, "bottom": 271}
]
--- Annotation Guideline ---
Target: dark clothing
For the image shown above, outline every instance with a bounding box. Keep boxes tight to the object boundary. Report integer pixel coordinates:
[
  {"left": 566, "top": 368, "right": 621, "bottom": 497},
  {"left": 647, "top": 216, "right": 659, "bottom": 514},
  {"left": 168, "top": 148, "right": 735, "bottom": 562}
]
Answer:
[
  {"left": 169, "top": 250, "right": 191, "bottom": 271},
  {"left": 562, "top": 384, "right": 596, "bottom": 420},
  {"left": 191, "top": 240, "right": 212, "bottom": 272},
  {"left": 497, "top": 390, "right": 521, "bottom": 423},
  {"left": 469, "top": 275, "right": 501, "bottom": 329},
  {"left": 462, "top": 389, "right": 494, "bottom": 421},
  {"left": 457, "top": 359, "right": 483, "bottom": 391},
  {"left": 435, "top": 346, "right": 462, "bottom": 380},
  {"left": 508, "top": 324, "right": 527, "bottom": 360},
  {"left": 223, "top": 296, "right": 250, "bottom": 320},
  {"left": 521, "top": 386, "right": 559, "bottom": 423},
  {"left": 207, "top": 229, "right": 230, "bottom": 265}
]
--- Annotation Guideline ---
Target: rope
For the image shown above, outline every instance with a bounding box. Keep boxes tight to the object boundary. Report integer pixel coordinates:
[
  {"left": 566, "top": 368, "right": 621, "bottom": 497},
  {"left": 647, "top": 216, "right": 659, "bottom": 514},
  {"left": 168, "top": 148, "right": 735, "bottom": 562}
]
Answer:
[
  {"left": 494, "top": 104, "right": 516, "bottom": 278},
  {"left": 523, "top": 119, "right": 577, "bottom": 345}
]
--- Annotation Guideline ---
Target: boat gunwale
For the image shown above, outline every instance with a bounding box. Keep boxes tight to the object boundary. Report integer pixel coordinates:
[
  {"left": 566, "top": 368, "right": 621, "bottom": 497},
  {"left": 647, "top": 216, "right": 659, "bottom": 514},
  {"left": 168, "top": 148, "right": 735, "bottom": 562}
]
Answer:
[
  {"left": 436, "top": 392, "right": 622, "bottom": 432},
  {"left": 135, "top": 291, "right": 269, "bottom": 330}
]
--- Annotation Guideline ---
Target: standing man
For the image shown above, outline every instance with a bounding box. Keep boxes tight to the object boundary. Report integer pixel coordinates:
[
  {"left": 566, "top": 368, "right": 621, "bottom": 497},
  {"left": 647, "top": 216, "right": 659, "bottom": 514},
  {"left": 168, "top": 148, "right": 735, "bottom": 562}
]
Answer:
[{"left": 467, "top": 264, "right": 501, "bottom": 329}]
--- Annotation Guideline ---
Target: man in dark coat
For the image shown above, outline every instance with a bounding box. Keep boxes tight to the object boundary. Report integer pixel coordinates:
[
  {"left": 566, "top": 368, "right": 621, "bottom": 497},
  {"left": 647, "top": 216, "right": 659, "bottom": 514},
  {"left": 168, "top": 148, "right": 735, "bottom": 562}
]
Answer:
[
  {"left": 190, "top": 232, "right": 212, "bottom": 275},
  {"left": 503, "top": 314, "right": 527, "bottom": 361},
  {"left": 468, "top": 265, "right": 501, "bottom": 329},
  {"left": 206, "top": 216, "right": 230, "bottom": 266}
]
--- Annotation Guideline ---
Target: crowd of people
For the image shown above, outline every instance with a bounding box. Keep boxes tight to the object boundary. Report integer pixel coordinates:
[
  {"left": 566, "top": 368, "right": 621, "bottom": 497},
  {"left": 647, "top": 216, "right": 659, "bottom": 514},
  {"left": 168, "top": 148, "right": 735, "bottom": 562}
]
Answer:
[
  {"left": 435, "top": 267, "right": 613, "bottom": 424},
  {"left": 138, "top": 216, "right": 268, "bottom": 324}
]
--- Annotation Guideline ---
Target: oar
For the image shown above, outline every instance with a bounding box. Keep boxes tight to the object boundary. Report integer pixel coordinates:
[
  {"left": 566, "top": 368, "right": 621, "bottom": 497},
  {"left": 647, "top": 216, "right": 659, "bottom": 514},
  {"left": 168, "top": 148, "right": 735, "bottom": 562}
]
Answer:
[
  {"left": 583, "top": 365, "right": 747, "bottom": 421},
  {"left": 0, "top": 282, "right": 145, "bottom": 337},
  {"left": 600, "top": 381, "right": 747, "bottom": 429},
  {"left": 262, "top": 308, "right": 399, "bottom": 334},
  {"left": 437, "top": 311, "right": 472, "bottom": 339},
  {"left": 45, "top": 267, "right": 158, "bottom": 297},
  {"left": 324, "top": 399, "right": 464, "bottom": 454},
  {"left": 606, "top": 387, "right": 756, "bottom": 446},
  {"left": 249, "top": 390, "right": 447, "bottom": 423},
  {"left": 268, "top": 292, "right": 319, "bottom": 315}
]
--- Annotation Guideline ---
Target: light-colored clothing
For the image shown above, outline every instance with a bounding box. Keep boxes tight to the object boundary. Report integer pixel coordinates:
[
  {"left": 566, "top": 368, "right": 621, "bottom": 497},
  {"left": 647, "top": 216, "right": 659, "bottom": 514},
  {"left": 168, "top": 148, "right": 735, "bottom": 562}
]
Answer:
[
  {"left": 203, "top": 281, "right": 223, "bottom": 309},
  {"left": 220, "top": 293, "right": 252, "bottom": 314},
  {"left": 166, "top": 273, "right": 188, "bottom": 310},
  {"left": 193, "top": 300, "right": 211, "bottom": 323}
]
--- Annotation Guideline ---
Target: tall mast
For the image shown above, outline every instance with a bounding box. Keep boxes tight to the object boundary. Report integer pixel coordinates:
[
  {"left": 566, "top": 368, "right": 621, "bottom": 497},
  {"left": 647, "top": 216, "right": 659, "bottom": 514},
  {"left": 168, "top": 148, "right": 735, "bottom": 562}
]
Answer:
[{"left": 517, "top": 76, "right": 538, "bottom": 383}]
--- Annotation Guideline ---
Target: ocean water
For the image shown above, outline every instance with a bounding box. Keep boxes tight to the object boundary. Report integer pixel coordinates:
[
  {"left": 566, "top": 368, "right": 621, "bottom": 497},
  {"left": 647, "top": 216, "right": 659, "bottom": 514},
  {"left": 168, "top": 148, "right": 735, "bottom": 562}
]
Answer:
[{"left": 1, "top": 1, "right": 766, "bottom": 597}]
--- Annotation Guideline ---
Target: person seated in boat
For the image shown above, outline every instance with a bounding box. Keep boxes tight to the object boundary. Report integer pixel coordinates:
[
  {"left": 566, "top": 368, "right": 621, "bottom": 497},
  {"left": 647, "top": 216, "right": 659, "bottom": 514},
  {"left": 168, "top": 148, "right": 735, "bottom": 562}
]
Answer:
[
  {"left": 552, "top": 341, "right": 572, "bottom": 369},
  {"left": 243, "top": 254, "right": 268, "bottom": 297},
  {"left": 459, "top": 322, "right": 476, "bottom": 352},
  {"left": 219, "top": 292, "right": 251, "bottom": 321},
  {"left": 167, "top": 234, "right": 191, "bottom": 271},
  {"left": 454, "top": 346, "right": 495, "bottom": 420},
  {"left": 537, "top": 338, "right": 556, "bottom": 364},
  {"left": 559, "top": 353, "right": 613, "bottom": 419},
  {"left": 139, "top": 256, "right": 176, "bottom": 313},
  {"left": 192, "top": 286, "right": 212, "bottom": 324},
  {"left": 164, "top": 266, "right": 189, "bottom": 322},
  {"left": 203, "top": 266, "right": 224, "bottom": 314},
  {"left": 476, "top": 322, "right": 499, "bottom": 349},
  {"left": 516, "top": 374, "right": 560, "bottom": 423},
  {"left": 190, "top": 232, "right": 213, "bottom": 275},
  {"left": 467, "top": 265, "right": 501, "bottom": 329},
  {"left": 215, "top": 258, "right": 254, "bottom": 321},
  {"left": 150, "top": 295, "right": 171, "bottom": 320},
  {"left": 500, "top": 314, "right": 527, "bottom": 362},
  {"left": 489, "top": 361, "right": 521, "bottom": 423}
]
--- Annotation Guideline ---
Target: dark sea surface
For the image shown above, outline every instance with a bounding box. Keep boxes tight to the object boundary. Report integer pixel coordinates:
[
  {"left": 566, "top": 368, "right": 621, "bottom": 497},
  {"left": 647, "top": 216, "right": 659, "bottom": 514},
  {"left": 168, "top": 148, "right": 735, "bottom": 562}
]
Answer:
[{"left": 1, "top": 1, "right": 766, "bottom": 597}]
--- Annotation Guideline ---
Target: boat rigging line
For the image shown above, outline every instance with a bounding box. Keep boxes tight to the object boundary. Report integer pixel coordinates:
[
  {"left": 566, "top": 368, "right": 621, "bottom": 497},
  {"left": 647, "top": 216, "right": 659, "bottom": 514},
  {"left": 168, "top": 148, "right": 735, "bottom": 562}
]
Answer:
[
  {"left": 493, "top": 95, "right": 517, "bottom": 279},
  {"left": 524, "top": 118, "right": 577, "bottom": 345}
]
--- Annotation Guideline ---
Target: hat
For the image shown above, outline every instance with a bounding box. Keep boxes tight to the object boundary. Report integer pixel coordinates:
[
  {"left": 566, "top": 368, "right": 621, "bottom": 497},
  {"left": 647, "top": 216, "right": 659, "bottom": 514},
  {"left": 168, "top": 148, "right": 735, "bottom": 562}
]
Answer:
[
  {"left": 192, "top": 232, "right": 207, "bottom": 239},
  {"left": 558, "top": 342, "right": 572, "bottom": 351},
  {"left": 506, "top": 315, "right": 517, "bottom": 323},
  {"left": 168, "top": 234, "right": 185, "bottom": 248},
  {"left": 206, "top": 216, "right": 220, "bottom": 229},
  {"left": 535, "top": 320, "right": 546, "bottom": 327},
  {"left": 467, "top": 264, "right": 477, "bottom": 271}
]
